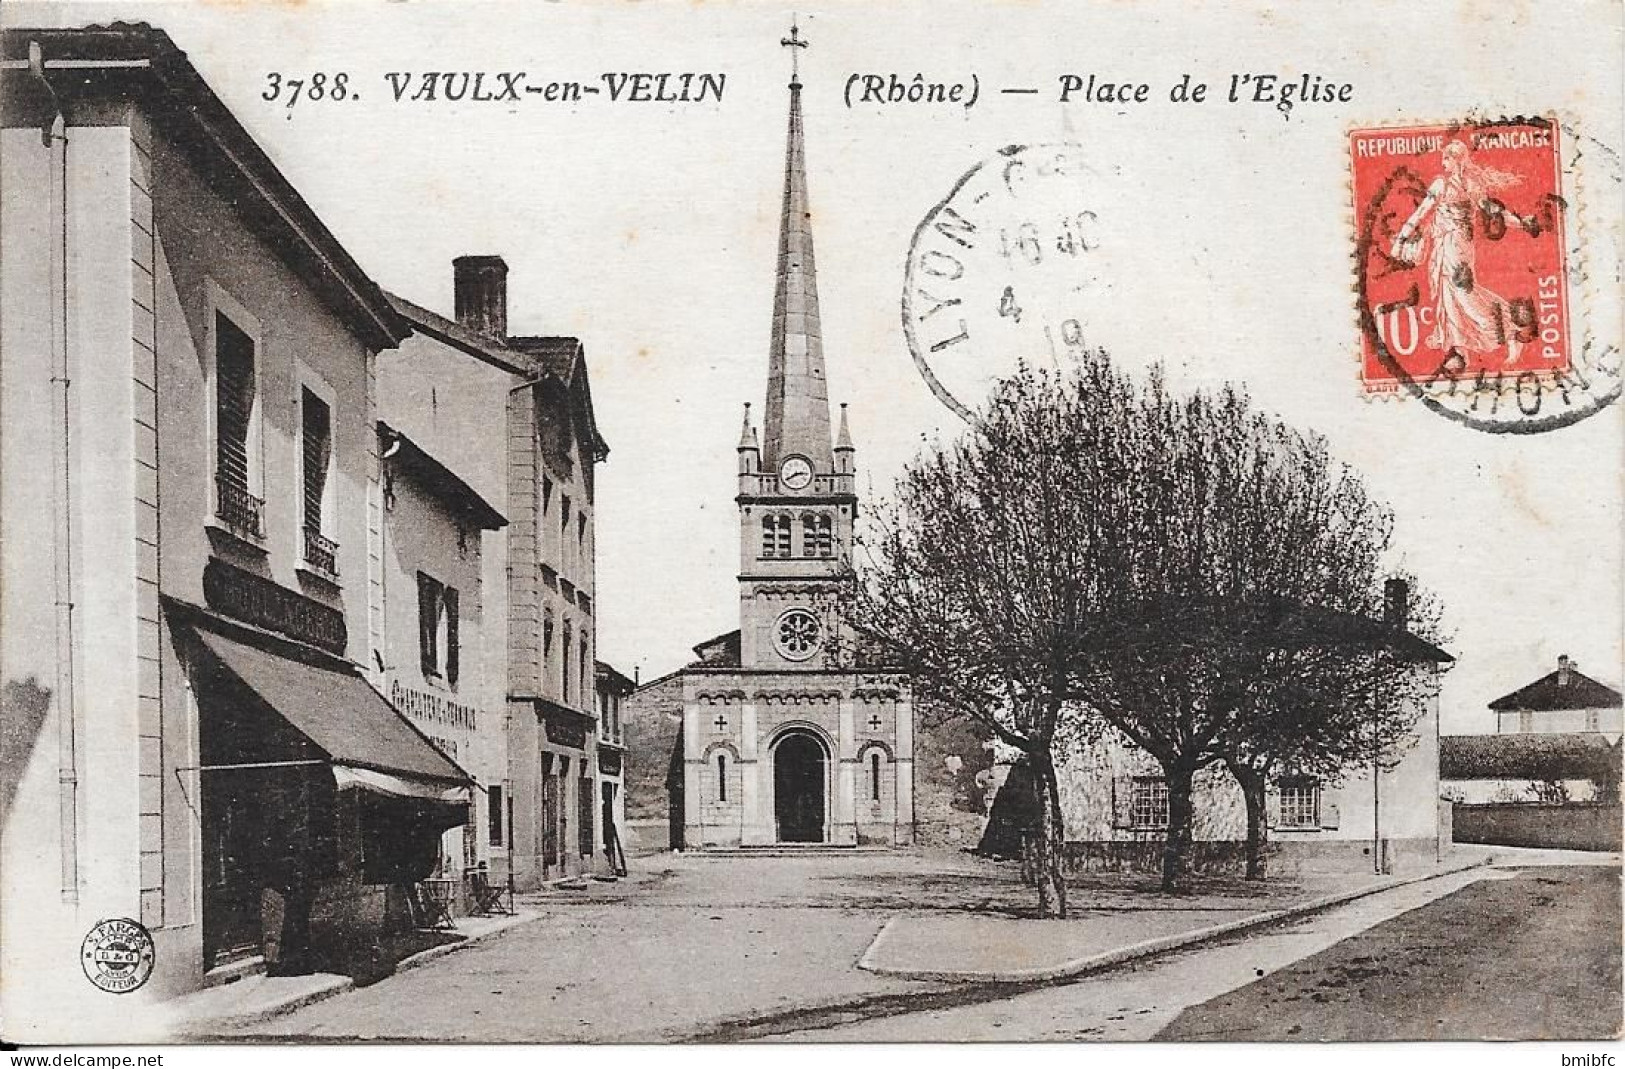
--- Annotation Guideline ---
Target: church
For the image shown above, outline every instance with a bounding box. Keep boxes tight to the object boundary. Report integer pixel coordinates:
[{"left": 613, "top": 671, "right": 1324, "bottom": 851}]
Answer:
[{"left": 625, "top": 28, "right": 916, "bottom": 849}]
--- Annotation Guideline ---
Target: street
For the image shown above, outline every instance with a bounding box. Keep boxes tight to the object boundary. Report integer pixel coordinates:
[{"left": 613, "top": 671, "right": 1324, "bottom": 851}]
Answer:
[
  {"left": 1159, "top": 864, "right": 1622, "bottom": 1041},
  {"left": 234, "top": 850, "right": 1620, "bottom": 1043}
]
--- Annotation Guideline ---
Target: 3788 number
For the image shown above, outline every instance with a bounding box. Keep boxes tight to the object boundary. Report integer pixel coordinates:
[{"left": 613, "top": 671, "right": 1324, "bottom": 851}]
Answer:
[{"left": 262, "top": 72, "right": 353, "bottom": 107}]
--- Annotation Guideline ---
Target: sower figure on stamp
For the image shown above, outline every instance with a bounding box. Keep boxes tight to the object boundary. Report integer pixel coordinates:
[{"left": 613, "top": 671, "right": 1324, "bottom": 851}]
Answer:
[{"left": 1389, "top": 139, "right": 1533, "bottom": 363}]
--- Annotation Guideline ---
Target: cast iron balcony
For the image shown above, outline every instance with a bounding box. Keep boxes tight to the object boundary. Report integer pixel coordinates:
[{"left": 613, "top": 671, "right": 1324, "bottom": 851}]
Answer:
[
  {"left": 303, "top": 527, "right": 339, "bottom": 577},
  {"left": 215, "top": 477, "right": 265, "bottom": 540}
]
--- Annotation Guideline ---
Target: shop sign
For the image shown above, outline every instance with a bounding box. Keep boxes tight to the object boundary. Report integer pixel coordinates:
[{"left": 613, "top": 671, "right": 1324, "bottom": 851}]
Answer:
[
  {"left": 204, "top": 558, "right": 347, "bottom": 653},
  {"left": 390, "top": 679, "right": 480, "bottom": 732},
  {"left": 599, "top": 749, "right": 623, "bottom": 776},
  {"left": 543, "top": 710, "right": 588, "bottom": 750}
]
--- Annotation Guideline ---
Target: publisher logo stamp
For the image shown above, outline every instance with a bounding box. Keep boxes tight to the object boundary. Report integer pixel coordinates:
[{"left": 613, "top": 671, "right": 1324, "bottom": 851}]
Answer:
[{"left": 81, "top": 918, "right": 156, "bottom": 994}]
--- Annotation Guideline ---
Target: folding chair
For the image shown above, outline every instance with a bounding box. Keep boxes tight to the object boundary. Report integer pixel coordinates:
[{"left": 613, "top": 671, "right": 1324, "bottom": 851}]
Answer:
[
  {"left": 411, "top": 879, "right": 456, "bottom": 930},
  {"left": 466, "top": 864, "right": 515, "bottom": 916}
]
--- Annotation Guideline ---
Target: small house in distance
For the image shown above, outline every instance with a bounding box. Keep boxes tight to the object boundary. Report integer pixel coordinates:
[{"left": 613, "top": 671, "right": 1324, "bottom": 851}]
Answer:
[
  {"left": 1490, "top": 655, "right": 1622, "bottom": 739},
  {"left": 1443, "top": 655, "right": 1623, "bottom": 806}
]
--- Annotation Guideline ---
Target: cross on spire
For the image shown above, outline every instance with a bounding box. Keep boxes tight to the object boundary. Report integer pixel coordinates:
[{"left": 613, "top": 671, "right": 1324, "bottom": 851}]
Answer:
[
  {"left": 781, "top": 17, "right": 807, "bottom": 87},
  {"left": 762, "top": 13, "right": 833, "bottom": 472}
]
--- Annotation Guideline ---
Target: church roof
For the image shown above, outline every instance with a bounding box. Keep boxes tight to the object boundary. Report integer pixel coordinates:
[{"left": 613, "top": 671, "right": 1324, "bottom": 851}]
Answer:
[
  {"left": 760, "top": 42, "right": 835, "bottom": 472},
  {"left": 690, "top": 630, "right": 742, "bottom": 667}
]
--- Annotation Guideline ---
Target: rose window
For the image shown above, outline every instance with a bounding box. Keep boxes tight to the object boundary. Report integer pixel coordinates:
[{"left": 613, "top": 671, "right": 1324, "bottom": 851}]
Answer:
[{"left": 775, "top": 608, "right": 822, "bottom": 661}]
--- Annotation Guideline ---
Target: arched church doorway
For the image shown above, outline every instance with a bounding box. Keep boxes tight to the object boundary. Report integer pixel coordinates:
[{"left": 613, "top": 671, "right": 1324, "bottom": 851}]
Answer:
[{"left": 773, "top": 731, "right": 827, "bottom": 843}]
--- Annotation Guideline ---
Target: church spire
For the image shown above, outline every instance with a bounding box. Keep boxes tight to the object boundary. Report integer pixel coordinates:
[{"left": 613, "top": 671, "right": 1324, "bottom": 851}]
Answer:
[{"left": 761, "top": 18, "right": 834, "bottom": 472}]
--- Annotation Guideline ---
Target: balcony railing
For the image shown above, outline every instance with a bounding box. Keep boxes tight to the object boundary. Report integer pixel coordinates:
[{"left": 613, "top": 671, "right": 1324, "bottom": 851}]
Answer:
[
  {"left": 303, "top": 527, "right": 339, "bottom": 577},
  {"left": 215, "top": 478, "right": 265, "bottom": 540}
]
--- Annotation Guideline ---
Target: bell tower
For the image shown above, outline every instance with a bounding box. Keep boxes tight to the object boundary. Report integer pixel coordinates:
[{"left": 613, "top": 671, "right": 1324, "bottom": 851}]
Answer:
[{"left": 736, "top": 21, "right": 858, "bottom": 671}]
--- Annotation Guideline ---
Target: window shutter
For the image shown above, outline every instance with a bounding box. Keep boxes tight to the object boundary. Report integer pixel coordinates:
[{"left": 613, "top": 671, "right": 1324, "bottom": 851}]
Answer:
[
  {"left": 443, "top": 586, "right": 460, "bottom": 688},
  {"left": 215, "top": 314, "right": 255, "bottom": 492},
  {"left": 417, "top": 573, "right": 439, "bottom": 677},
  {"left": 300, "top": 389, "right": 331, "bottom": 533},
  {"left": 1320, "top": 786, "right": 1340, "bottom": 829},
  {"left": 1264, "top": 786, "right": 1282, "bottom": 830},
  {"left": 1111, "top": 775, "right": 1133, "bottom": 829},
  {"left": 488, "top": 784, "right": 504, "bottom": 846}
]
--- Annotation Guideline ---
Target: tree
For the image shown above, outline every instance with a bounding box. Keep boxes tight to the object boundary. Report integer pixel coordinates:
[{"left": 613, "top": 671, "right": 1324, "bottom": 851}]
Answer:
[
  {"left": 1061, "top": 370, "right": 1446, "bottom": 892},
  {"left": 851, "top": 355, "right": 1445, "bottom": 902},
  {"left": 843, "top": 360, "right": 1140, "bottom": 918}
]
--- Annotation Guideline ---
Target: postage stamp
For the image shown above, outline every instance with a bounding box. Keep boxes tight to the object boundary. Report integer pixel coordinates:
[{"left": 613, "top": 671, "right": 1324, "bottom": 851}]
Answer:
[{"left": 1350, "top": 116, "right": 1617, "bottom": 431}]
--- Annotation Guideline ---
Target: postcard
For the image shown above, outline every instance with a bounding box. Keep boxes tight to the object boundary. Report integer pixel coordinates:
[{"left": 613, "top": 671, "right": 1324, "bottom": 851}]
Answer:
[{"left": 1, "top": 0, "right": 1620, "bottom": 1048}]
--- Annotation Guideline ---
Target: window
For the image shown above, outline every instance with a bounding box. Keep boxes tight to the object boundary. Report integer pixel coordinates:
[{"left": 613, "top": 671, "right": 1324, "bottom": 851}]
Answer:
[
  {"left": 561, "top": 495, "right": 572, "bottom": 534},
  {"left": 1278, "top": 779, "right": 1320, "bottom": 829},
  {"left": 561, "top": 618, "right": 572, "bottom": 702},
  {"left": 488, "top": 785, "right": 505, "bottom": 846},
  {"left": 1130, "top": 777, "right": 1170, "bottom": 829},
  {"left": 578, "top": 514, "right": 588, "bottom": 554},
  {"left": 1586, "top": 709, "right": 1600, "bottom": 732},
  {"left": 580, "top": 633, "right": 590, "bottom": 708},
  {"left": 416, "top": 572, "right": 460, "bottom": 686},
  {"left": 774, "top": 607, "right": 822, "bottom": 661},
  {"left": 1519, "top": 710, "right": 1534, "bottom": 733},
  {"left": 214, "top": 310, "right": 262, "bottom": 537},
  {"left": 578, "top": 769, "right": 594, "bottom": 857},
  {"left": 870, "top": 751, "right": 882, "bottom": 801},
  {"left": 444, "top": 587, "right": 460, "bottom": 688},
  {"left": 762, "top": 513, "right": 792, "bottom": 558},
  {"left": 717, "top": 753, "right": 729, "bottom": 802},
  {"left": 803, "top": 513, "right": 833, "bottom": 557},
  {"left": 542, "top": 476, "right": 554, "bottom": 515},
  {"left": 300, "top": 388, "right": 337, "bottom": 575}
]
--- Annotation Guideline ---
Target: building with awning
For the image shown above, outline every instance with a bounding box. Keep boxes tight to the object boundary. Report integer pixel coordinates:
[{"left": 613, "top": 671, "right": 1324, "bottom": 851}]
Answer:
[
  {"left": 384, "top": 260, "right": 614, "bottom": 891},
  {"left": 169, "top": 599, "right": 476, "bottom": 970},
  {"left": 375, "top": 420, "right": 509, "bottom": 907},
  {"left": 176, "top": 600, "right": 473, "bottom": 796},
  {"left": 0, "top": 21, "right": 504, "bottom": 1013}
]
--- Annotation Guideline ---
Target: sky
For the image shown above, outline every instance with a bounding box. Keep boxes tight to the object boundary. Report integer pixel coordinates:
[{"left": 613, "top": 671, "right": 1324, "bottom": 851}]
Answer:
[{"left": 11, "top": 0, "right": 1622, "bottom": 735}]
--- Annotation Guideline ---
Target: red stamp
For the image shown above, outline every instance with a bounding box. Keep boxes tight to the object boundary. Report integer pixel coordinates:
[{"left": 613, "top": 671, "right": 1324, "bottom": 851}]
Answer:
[{"left": 1351, "top": 118, "right": 1570, "bottom": 396}]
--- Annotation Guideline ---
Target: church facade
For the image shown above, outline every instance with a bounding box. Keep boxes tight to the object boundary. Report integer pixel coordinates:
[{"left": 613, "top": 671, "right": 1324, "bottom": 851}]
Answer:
[{"left": 635, "top": 37, "right": 916, "bottom": 849}]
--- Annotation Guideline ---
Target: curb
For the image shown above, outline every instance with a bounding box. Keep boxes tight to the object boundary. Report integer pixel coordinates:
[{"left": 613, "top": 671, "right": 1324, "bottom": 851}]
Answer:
[
  {"left": 178, "top": 910, "right": 543, "bottom": 1034},
  {"left": 858, "top": 855, "right": 1493, "bottom": 984}
]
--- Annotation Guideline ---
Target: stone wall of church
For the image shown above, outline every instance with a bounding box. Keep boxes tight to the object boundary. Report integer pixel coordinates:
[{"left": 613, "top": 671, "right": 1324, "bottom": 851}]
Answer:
[
  {"left": 910, "top": 705, "right": 999, "bottom": 848},
  {"left": 621, "top": 672, "right": 683, "bottom": 854}
]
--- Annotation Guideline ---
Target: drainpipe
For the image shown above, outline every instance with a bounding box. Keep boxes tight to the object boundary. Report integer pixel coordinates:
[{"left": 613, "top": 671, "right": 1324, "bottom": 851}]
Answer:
[
  {"left": 31, "top": 40, "right": 80, "bottom": 904},
  {"left": 1372, "top": 735, "right": 1381, "bottom": 875}
]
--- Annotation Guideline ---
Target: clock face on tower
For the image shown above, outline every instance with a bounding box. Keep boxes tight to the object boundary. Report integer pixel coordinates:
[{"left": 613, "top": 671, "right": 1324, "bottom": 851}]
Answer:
[{"left": 779, "top": 455, "right": 813, "bottom": 490}]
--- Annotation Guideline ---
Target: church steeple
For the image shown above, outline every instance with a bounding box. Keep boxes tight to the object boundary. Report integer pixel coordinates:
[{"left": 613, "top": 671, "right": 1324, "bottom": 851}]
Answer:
[{"left": 761, "top": 19, "right": 834, "bottom": 473}]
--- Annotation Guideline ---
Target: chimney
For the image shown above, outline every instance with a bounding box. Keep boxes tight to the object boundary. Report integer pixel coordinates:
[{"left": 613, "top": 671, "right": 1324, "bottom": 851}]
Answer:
[
  {"left": 453, "top": 255, "right": 509, "bottom": 339},
  {"left": 1558, "top": 654, "right": 1572, "bottom": 686},
  {"left": 1383, "top": 578, "right": 1409, "bottom": 631}
]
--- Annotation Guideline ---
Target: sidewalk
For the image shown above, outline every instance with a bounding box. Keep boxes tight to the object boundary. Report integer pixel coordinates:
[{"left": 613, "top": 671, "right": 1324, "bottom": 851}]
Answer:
[
  {"left": 859, "top": 855, "right": 1492, "bottom": 983},
  {"left": 166, "top": 908, "right": 540, "bottom": 1036}
]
